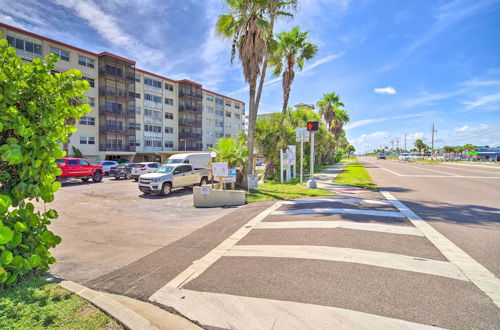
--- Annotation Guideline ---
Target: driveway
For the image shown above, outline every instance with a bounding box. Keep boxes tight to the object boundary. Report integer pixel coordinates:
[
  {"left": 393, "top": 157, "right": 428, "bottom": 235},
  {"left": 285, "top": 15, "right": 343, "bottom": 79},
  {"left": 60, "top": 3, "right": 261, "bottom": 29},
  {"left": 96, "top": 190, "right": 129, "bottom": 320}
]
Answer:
[{"left": 46, "top": 177, "right": 239, "bottom": 283}]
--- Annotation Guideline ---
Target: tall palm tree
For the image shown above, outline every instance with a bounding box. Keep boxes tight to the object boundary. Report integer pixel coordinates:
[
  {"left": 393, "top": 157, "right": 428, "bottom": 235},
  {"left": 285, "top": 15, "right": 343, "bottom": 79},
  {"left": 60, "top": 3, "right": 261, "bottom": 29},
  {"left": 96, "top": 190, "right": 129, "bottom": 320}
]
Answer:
[
  {"left": 317, "top": 92, "right": 343, "bottom": 131},
  {"left": 331, "top": 108, "right": 350, "bottom": 151},
  {"left": 269, "top": 26, "right": 318, "bottom": 113},
  {"left": 216, "top": 0, "right": 268, "bottom": 185}
]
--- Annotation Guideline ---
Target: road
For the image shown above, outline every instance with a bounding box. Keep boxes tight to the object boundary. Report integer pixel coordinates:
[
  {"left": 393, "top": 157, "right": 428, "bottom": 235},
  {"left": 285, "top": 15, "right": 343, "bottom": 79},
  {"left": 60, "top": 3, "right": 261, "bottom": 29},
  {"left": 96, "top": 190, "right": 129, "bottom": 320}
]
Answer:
[
  {"left": 359, "top": 157, "right": 500, "bottom": 276},
  {"left": 86, "top": 165, "right": 499, "bottom": 329}
]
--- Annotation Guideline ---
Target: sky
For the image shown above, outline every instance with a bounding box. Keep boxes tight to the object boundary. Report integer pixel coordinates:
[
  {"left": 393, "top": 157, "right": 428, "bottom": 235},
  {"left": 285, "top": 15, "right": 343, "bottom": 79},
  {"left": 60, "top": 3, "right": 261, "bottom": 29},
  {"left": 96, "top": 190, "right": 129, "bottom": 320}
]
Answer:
[{"left": 1, "top": 0, "right": 499, "bottom": 152}]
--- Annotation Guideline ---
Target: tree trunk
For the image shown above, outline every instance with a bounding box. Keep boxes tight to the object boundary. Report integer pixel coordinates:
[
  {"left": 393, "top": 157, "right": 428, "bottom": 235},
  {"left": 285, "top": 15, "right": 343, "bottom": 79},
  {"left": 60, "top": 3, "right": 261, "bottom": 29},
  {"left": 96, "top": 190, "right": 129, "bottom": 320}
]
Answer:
[
  {"left": 255, "top": 17, "right": 275, "bottom": 112},
  {"left": 282, "top": 84, "right": 291, "bottom": 114},
  {"left": 243, "top": 80, "right": 258, "bottom": 189}
]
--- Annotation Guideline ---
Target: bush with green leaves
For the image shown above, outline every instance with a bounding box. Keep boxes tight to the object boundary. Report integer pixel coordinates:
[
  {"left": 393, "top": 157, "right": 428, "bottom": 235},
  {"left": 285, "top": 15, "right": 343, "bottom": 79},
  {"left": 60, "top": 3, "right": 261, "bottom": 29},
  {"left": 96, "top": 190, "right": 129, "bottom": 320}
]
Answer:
[{"left": 0, "top": 38, "right": 90, "bottom": 286}]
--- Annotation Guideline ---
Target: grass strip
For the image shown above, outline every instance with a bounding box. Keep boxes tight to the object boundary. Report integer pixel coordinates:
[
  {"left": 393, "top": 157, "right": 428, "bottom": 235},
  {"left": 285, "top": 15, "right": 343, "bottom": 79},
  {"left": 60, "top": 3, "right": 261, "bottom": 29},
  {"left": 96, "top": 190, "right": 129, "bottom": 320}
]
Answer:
[
  {"left": 334, "top": 161, "right": 378, "bottom": 190},
  {"left": 246, "top": 178, "right": 331, "bottom": 203},
  {"left": 0, "top": 276, "right": 123, "bottom": 329}
]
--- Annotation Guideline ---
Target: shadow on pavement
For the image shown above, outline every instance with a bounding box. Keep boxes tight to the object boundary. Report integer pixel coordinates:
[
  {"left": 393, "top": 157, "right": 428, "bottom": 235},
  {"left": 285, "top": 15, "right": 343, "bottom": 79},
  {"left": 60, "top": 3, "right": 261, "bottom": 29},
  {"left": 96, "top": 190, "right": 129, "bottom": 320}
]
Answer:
[{"left": 138, "top": 188, "right": 194, "bottom": 199}]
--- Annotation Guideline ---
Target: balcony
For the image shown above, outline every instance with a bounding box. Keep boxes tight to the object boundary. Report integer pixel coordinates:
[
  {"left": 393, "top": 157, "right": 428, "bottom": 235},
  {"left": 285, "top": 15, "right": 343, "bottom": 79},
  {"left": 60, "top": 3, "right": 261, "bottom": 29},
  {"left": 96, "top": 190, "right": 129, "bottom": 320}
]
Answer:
[
  {"left": 179, "top": 118, "right": 201, "bottom": 127},
  {"left": 179, "top": 132, "right": 202, "bottom": 140},
  {"left": 179, "top": 104, "right": 202, "bottom": 112},
  {"left": 99, "top": 86, "right": 128, "bottom": 98},
  {"left": 99, "top": 125, "right": 135, "bottom": 135},
  {"left": 179, "top": 91, "right": 202, "bottom": 99},
  {"left": 99, "top": 66, "right": 135, "bottom": 81},
  {"left": 99, "top": 144, "right": 136, "bottom": 152},
  {"left": 99, "top": 105, "right": 126, "bottom": 116}
]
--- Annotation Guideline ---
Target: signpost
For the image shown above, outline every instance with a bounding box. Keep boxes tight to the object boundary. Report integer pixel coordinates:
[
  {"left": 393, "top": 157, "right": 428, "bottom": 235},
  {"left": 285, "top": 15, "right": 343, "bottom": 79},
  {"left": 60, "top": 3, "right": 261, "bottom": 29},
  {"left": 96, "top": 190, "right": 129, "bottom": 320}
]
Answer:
[
  {"left": 211, "top": 162, "right": 228, "bottom": 189},
  {"left": 280, "top": 149, "right": 289, "bottom": 183},
  {"left": 296, "top": 127, "right": 309, "bottom": 183},
  {"left": 287, "top": 145, "right": 296, "bottom": 179},
  {"left": 223, "top": 168, "right": 237, "bottom": 183},
  {"left": 306, "top": 121, "right": 319, "bottom": 188}
]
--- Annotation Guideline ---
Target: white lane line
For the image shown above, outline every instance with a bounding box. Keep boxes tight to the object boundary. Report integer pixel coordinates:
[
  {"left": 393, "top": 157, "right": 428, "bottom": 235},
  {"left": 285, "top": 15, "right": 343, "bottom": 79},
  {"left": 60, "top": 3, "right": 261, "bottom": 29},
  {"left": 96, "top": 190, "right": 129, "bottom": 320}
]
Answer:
[
  {"left": 381, "top": 191, "right": 500, "bottom": 308},
  {"left": 150, "top": 288, "right": 444, "bottom": 330},
  {"left": 153, "top": 202, "right": 284, "bottom": 290},
  {"left": 272, "top": 208, "right": 404, "bottom": 218},
  {"left": 434, "top": 164, "right": 500, "bottom": 174},
  {"left": 397, "top": 163, "right": 459, "bottom": 176},
  {"left": 226, "top": 245, "right": 467, "bottom": 281},
  {"left": 255, "top": 220, "right": 424, "bottom": 236},
  {"left": 439, "top": 162, "right": 500, "bottom": 170},
  {"left": 281, "top": 198, "right": 391, "bottom": 205}
]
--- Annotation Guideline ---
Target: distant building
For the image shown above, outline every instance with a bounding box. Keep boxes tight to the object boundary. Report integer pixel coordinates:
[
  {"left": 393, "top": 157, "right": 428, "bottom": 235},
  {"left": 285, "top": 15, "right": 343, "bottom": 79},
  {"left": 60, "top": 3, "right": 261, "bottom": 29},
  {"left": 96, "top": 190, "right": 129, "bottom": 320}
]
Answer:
[
  {"left": 294, "top": 103, "right": 315, "bottom": 110},
  {"left": 477, "top": 147, "right": 500, "bottom": 162}
]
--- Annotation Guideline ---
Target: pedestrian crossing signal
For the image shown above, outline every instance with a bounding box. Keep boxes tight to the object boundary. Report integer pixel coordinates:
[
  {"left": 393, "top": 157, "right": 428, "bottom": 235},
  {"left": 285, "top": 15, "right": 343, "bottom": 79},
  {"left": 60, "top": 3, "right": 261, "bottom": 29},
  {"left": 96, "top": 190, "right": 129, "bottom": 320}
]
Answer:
[{"left": 307, "top": 121, "right": 319, "bottom": 131}]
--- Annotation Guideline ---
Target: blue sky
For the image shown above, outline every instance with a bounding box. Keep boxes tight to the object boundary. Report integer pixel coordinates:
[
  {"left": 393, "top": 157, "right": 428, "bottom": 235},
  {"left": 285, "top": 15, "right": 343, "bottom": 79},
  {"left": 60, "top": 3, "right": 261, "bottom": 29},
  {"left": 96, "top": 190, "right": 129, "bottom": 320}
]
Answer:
[{"left": 1, "top": 0, "right": 499, "bottom": 152}]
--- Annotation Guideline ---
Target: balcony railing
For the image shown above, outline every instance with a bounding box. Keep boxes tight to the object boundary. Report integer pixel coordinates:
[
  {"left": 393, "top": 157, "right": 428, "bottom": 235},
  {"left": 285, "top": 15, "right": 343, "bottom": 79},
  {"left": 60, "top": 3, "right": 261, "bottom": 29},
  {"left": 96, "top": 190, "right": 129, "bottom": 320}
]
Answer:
[
  {"left": 179, "top": 104, "right": 202, "bottom": 112},
  {"left": 99, "top": 105, "right": 127, "bottom": 116},
  {"left": 179, "top": 118, "right": 201, "bottom": 127},
  {"left": 179, "top": 91, "right": 202, "bottom": 99},
  {"left": 99, "top": 67, "right": 135, "bottom": 81},
  {"left": 99, "top": 125, "right": 135, "bottom": 135},
  {"left": 99, "top": 144, "right": 136, "bottom": 152},
  {"left": 179, "top": 132, "right": 202, "bottom": 140},
  {"left": 99, "top": 86, "right": 128, "bottom": 98}
]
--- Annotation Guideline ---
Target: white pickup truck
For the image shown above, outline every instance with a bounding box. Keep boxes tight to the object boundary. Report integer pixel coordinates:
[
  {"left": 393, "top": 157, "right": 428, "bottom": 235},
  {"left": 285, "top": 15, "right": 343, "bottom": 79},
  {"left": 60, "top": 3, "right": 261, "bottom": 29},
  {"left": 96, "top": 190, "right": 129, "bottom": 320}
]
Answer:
[{"left": 138, "top": 163, "right": 211, "bottom": 196}]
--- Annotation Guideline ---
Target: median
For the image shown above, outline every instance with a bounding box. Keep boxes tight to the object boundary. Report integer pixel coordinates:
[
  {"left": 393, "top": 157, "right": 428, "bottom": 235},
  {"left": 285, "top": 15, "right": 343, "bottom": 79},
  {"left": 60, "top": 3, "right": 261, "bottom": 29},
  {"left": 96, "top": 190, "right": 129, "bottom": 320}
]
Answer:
[{"left": 334, "top": 159, "right": 378, "bottom": 190}]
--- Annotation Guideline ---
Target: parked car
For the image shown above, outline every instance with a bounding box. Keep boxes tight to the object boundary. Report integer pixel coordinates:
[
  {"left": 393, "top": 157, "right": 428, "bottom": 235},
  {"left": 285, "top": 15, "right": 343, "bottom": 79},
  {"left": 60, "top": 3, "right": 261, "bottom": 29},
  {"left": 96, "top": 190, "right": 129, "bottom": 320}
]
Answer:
[
  {"left": 98, "top": 160, "right": 119, "bottom": 175},
  {"left": 399, "top": 153, "right": 411, "bottom": 161},
  {"left": 110, "top": 163, "right": 137, "bottom": 180},
  {"left": 138, "top": 164, "right": 211, "bottom": 196},
  {"left": 56, "top": 157, "right": 103, "bottom": 182},
  {"left": 377, "top": 154, "right": 386, "bottom": 159},
  {"left": 131, "top": 162, "right": 161, "bottom": 181},
  {"left": 166, "top": 153, "right": 212, "bottom": 169}
]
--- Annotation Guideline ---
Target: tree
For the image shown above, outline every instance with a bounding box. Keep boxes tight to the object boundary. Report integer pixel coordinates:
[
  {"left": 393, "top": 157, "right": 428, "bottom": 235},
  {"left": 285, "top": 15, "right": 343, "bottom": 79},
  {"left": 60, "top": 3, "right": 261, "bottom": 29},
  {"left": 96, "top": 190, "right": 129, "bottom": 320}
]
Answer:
[
  {"left": 0, "top": 40, "right": 90, "bottom": 285},
  {"left": 443, "top": 145, "right": 454, "bottom": 157},
  {"left": 269, "top": 26, "right": 318, "bottom": 113},
  {"left": 317, "top": 92, "right": 343, "bottom": 131},
  {"left": 72, "top": 146, "right": 83, "bottom": 158},
  {"left": 414, "top": 139, "right": 427, "bottom": 154},
  {"left": 331, "top": 108, "right": 350, "bottom": 151},
  {"left": 217, "top": 0, "right": 268, "bottom": 187},
  {"left": 346, "top": 144, "right": 355, "bottom": 157},
  {"left": 209, "top": 137, "right": 248, "bottom": 168}
]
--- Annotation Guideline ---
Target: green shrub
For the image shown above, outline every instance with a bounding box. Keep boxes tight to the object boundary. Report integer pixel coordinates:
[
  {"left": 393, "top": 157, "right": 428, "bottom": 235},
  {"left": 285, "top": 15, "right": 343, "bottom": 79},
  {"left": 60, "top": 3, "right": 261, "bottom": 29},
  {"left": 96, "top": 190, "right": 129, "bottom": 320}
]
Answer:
[
  {"left": 71, "top": 146, "right": 83, "bottom": 158},
  {"left": 0, "top": 37, "right": 90, "bottom": 286}
]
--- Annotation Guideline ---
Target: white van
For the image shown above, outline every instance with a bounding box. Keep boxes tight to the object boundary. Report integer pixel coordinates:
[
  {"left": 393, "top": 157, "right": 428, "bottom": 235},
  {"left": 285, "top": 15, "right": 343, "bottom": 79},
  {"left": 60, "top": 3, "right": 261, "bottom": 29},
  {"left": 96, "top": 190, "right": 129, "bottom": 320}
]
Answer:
[{"left": 166, "top": 153, "right": 212, "bottom": 170}]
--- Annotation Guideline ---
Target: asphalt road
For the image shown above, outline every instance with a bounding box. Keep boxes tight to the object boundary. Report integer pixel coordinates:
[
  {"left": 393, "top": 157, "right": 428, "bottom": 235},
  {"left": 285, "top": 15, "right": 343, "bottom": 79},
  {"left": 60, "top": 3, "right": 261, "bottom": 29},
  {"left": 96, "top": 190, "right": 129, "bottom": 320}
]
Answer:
[{"left": 359, "top": 157, "right": 500, "bottom": 277}]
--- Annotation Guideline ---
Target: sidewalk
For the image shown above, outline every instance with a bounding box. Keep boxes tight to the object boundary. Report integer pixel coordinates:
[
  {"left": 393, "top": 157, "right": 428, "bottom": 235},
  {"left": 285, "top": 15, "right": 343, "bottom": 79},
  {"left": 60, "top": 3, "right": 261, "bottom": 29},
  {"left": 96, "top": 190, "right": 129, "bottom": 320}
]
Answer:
[{"left": 315, "top": 162, "right": 376, "bottom": 195}]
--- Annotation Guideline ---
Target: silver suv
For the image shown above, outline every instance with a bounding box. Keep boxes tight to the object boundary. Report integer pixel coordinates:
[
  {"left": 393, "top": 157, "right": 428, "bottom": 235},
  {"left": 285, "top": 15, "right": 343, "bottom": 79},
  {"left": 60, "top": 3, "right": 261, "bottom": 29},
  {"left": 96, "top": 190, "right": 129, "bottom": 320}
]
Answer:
[{"left": 131, "top": 162, "right": 161, "bottom": 181}]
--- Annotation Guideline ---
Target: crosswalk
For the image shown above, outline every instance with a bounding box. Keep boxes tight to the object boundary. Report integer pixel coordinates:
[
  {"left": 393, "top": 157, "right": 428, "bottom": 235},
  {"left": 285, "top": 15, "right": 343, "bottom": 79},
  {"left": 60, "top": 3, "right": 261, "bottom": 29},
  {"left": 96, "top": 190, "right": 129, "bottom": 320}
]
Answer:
[{"left": 148, "top": 189, "right": 500, "bottom": 329}]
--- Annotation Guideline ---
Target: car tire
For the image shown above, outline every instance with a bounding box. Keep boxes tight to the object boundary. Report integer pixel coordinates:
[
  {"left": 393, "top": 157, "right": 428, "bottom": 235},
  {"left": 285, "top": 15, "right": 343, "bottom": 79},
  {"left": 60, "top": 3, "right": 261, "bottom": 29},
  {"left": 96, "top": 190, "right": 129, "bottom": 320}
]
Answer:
[
  {"left": 200, "top": 177, "right": 208, "bottom": 186},
  {"left": 92, "top": 171, "right": 103, "bottom": 183},
  {"left": 114, "top": 176, "right": 120, "bottom": 180},
  {"left": 125, "top": 172, "right": 132, "bottom": 180},
  {"left": 133, "top": 178, "right": 138, "bottom": 182},
  {"left": 81, "top": 178, "right": 90, "bottom": 182},
  {"left": 161, "top": 182, "right": 172, "bottom": 196}
]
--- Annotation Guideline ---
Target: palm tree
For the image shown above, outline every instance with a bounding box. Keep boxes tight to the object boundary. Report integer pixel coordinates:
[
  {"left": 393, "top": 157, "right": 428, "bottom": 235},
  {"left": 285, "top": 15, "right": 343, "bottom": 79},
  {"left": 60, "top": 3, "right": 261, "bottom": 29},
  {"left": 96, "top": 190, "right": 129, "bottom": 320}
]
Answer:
[
  {"left": 216, "top": 0, "right": 268, "bottom": 186},
  {"left": 331, "top": 108, "right": 350, "bottom": 152},
  {"left": 317, "top": 92, "right": 343, "bottom": 131},
  {"left": 268, "top": 26, "right": 317, "bottom": 114}
]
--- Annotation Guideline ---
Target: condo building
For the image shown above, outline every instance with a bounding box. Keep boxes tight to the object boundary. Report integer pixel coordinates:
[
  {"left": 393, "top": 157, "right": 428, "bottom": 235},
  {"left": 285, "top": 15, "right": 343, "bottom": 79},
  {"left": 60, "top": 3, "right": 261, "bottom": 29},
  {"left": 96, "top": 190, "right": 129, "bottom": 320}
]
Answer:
[{"left": 1, "top": 23, "right": 245, "bottom": 163}]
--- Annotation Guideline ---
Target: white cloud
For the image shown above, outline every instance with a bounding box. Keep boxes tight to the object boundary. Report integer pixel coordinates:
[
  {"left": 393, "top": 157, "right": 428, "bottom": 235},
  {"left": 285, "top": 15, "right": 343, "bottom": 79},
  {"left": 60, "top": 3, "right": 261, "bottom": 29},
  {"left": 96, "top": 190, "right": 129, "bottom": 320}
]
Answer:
[
  {"left": 345, "top": 113, "right": 429, "bottom": 129},
  {"left": 460, "top": 78, "right": 500, "bottom": 87},
  {"left": 401, "top": 88, "right": 467, "bottom": 108},
  {"left": 374, "top": 87, "right": 397, "bottom": 95},
  {"left": 462, "top": 93, "right": 500, "bottom": 109}
]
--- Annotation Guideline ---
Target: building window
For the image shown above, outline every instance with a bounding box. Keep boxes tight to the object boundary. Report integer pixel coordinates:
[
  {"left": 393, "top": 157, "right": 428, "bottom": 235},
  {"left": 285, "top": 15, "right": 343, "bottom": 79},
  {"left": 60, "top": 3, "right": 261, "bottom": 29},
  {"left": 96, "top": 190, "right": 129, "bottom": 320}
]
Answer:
[
  {"left": 206, "top": 106, "right": 214, "bottom": 114},
  {"left": 225, "top": 111, "right": 231, "bottom": 118},
  {"left": 145, "top": 138, "right": 162, "bottom": 148},
  {"left": 206, "top": 143, "right": 213, "bottom": 148},
  {"left": 129, "top": 138, "right": 141, "bottom": 147},
  {"left": 81, "top": 76, "right": 95, "bottom": 88},
  {"left": 79, "top": 116, "right": 95, "bottom": 126},
  {"left": 104, "top": 65, "right": 123, "bottom": 77},
  {"left": 80, "top": 136, "right": 95, "bottom": 145},
  {"left": 235, "top": 104, "right": 240, "bottom": 109},
  {"left": 51, "top": 47, "right": 69, "bottom": 61},
  {"left": 78, "top": 55, "right": 95, "bottom": 68},
  {"left": 165, "top": 83, "right": 174, "bottom": 91},
  {"left": 87, "top": 97, "right": 95, "bottom": 107},
  {"left": 225, "top": 123, "right": 231, "bottom": 128},
  {"left": 215, "top": 133, "right": 223, "bottom": 138},
  {"left": 129, "top": 122, "right": 141, "bottom": 131},
  {"left": 134, "top": 74, "right": 141, "bottom": 82},
  {"left": 206, "top": 131, "right": 213, "bottom": 137},
  {"left": 165, "top": 112, "right": 174, "bottom": 120},
  {"left": 215, "top": 98, "right": 223, "bottom": 106},
  {"left": 144, "top": 108, "right": 162, "bottom": 119},
  {"left": 144, "top": 93, "right": 162, "bottom": 103},
  {"left": 225, "top": 134, "right": 231, "bottom": 138},
  {"left": 128, "top": 106, "right": 141, "bottom": 115},
  {"left": 225, "top": 101, "right": 231, "bottom": 107},
  {"left": 215, "top": 110, "right": 224, "bottom": 117},
  {"left": 215, "top": 121, "right": 223, "bottom": 128},
  {"left": 144, "top": 125, "right": 162, "bottom": 133},
  {"left": 144, "top": 78, "right": 162, "bottom": 88},
  {"left": 164, "top": 127, "right": 174, "bottom": 134},
  {"left": 235, "top": 114, "right": 241, "bottom": 120},
  {"left": 206, "top": 95, "right": 213, "bottom": 101},
  {"left": 7, "top": 35, "right": 42, "bottom": 55},
  {"left": 129, "top": 92, "right": 141, "bottom": 99},
  {"left": 164, "top": 141, "right": 174, "bottom": 148},
  {"left": 165, "top": 98, "right": 174, "bottom": 105}
]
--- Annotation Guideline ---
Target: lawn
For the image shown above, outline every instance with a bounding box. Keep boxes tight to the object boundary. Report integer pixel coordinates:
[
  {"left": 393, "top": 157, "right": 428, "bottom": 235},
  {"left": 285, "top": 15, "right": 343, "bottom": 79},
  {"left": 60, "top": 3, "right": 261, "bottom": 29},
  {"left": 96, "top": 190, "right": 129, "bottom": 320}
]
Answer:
[
  {"left": 246, "top": 178, "right": 331, "bottom": 203},
  {"left": 0, "top": 277, "right": 122, "bottom": 329},
  {"left": 334, "top": 161, "right": 378, "bottom": 190}
]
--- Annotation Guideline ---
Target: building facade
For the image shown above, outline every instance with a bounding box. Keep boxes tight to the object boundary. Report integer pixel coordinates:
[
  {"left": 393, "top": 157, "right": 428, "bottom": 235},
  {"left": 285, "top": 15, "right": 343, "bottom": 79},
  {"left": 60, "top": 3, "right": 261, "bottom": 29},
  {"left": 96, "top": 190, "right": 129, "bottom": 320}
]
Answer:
[{"left": 1, "top": 23, "right": 245, "bottom": 163}]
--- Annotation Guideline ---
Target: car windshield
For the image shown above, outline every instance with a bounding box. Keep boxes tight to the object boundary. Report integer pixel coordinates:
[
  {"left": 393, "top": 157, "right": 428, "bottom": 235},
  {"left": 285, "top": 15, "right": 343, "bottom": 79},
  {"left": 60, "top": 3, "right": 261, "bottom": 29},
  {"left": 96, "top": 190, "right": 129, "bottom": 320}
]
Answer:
[
  {"left": 166, "top": 159, "right": 183, "bottom": 164},
  {"left": 156, "top": 166, "right": 175, "bottom": 174},
  {"left": 134, "top": 164, "right": 147, "bottom": 168}
]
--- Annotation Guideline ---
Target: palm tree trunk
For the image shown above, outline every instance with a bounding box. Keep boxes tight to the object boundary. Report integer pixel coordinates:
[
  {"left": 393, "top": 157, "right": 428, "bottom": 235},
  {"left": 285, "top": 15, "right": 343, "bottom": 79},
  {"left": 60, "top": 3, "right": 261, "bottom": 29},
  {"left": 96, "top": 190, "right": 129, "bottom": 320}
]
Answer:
[
  {"left": 255, "top": 17, "right": 275, "bottom": 111},
  {"left": 282, "top": 84, "right": 291, "bottom": 114},
  {"left": 244, "top": 80, "right": 258, "bottom": 188}
]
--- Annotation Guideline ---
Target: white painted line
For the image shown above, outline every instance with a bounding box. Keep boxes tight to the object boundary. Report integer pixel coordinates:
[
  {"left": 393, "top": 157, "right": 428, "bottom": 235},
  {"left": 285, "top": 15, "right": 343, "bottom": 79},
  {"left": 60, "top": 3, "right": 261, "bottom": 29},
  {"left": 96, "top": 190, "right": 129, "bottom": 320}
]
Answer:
[
  {"left": 381, "top": 191, "right": 500, "bottom": 308},
  {"left": 255, "top": 220, "right": 424, "bottom": 236},
  {"left": 272, "top": 208, "right": 404, "bottom": 218},
  {"left": 434, "top": 164, "right": 500, "bottom": 174},
  {"left": 281, "top": 198, "right": 391, "bottom": 205},
  {"left": 398, "top": 163, "right": 459, "bottom": 176},
  {"left": 150, "top": 288, "right": 445, "bottom": 330},
  {"left": 152, "top": 202, "right": 284, "bottom": 291},
  {"left": 227, "top": 245, "right": 468, "bottom": 281}
]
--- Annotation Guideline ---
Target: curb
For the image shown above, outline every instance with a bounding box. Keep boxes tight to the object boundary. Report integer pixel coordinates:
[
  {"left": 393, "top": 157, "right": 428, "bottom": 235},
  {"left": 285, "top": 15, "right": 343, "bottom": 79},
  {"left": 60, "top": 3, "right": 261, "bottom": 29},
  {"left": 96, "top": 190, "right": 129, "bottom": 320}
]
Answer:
[{"left": 46, "top": 276, "right": 159, "bottom": 330}]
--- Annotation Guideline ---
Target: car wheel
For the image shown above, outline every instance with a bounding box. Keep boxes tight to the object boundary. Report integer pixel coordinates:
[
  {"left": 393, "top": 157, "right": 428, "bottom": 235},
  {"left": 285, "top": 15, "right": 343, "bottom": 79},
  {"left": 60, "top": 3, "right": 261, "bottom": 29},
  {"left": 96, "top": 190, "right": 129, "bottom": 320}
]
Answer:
[
  {"left": 114, "top": 176, "right": 120, "bottom": 180},
  {"left": 92, "top": 171, "right": 103, "bottom": 183},
  {"left": 161, "top": 182, "right": 172, "bottom": 196},
  {"left": 125, "top": 172, "right": 132, "bottom": 180},
  {"left": 200, "top": 177, "right": 208, "bottom": 186},
  {"left": 133, "top": 178, "right": 138, "bottom": 182},
  {"left": 81, "top": 178, "right": 90, "bottom": 182}
]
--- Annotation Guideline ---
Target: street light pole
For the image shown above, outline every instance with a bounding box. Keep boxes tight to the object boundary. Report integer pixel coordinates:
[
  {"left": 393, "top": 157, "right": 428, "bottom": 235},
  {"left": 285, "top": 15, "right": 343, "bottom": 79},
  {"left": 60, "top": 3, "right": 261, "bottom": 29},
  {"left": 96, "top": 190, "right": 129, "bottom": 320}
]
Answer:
[{"left": 180, "top": 139, "right": 186, "bottom": 151}]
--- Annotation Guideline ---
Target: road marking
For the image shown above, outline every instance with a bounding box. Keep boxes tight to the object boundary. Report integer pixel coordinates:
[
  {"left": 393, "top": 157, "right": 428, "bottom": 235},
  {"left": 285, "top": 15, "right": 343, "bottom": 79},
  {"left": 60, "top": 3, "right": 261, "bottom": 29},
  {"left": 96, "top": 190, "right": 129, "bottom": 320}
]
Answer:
[
  {"left": 397, "top": 163, "right": 459, "bottom": 176},
  {"left": 153, "top": 202, "right": 284, "bottom": 291},
  {"left": 433, "top": 164, "right": 500, "bottom": 174},
  {"left": 381, "top": 191, "right": 500, "bottom": 308},
  {"left": 150, "top": 288, "right": 444, "bottom": 330},
  {"left": 272, "top": 208, "right": 404, "bottom": 218},
  {"left": 281, "top": 198, "right": 391, "bottom": 205},
  {"left": 227, "top": 245, "right": 467, "bottom": 281},
  {"left": 255, "top": 220, "right": 424, "bottom": 236}
]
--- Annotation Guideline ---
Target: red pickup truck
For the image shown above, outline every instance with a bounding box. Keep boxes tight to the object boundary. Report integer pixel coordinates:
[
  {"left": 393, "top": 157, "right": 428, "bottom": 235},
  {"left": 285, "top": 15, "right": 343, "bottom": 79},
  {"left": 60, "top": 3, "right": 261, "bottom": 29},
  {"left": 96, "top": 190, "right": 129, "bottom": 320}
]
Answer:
[{"left": 56, "top": 157, "right": 103, "bottom": 182}]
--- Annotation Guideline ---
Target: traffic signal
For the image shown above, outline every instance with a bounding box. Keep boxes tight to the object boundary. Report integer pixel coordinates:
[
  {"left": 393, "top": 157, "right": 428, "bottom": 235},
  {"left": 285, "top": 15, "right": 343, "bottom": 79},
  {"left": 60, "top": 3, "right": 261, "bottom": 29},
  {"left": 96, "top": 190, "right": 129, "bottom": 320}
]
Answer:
[{"left": 307, "top": 121, "right": 319, "bottom": 131}]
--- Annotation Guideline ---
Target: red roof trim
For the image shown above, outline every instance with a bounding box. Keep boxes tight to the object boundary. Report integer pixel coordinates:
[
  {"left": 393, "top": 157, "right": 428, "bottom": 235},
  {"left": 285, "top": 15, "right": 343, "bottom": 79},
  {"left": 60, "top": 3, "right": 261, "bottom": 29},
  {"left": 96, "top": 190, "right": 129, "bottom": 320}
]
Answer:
[
  {"left": 135, "top": 68, "right": 176, "bottom": 83},
  {"left": 98, "top": 51, "right": 135, "bottom": 64},
  {"left": 202, "top": 89, "right": 245, "bottom": 104},
  {"left": 0, "top": 23, "right": 98, "bottom": 57}
]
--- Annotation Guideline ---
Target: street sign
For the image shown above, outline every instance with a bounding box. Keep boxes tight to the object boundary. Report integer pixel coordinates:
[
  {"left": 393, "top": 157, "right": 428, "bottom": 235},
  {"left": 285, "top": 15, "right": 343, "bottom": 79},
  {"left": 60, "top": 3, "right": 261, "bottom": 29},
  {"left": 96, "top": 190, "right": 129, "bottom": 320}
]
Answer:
[
  {"left": 223, "top": 168, "right": 237, "bottom": 183},
  {"left": 287, "top": 145, "right": 296, "bottom": 164},
  {"left": 307, "top": 121, "right": 319, "bottom": 131},
  {"left": 468, "top": 149, "right": 478, "bottom": 155},
  {"left": 212, "top": 162, "right": 228, "bottom": 176},
  {"left": 200, "top": 186, "right": 210, "bottom": 195},
  {"left": 296, "top": 127, "right": 309, "bottom": 142},
  {"left": 247, "top": 174, "right": 259, "bottom": 189}
]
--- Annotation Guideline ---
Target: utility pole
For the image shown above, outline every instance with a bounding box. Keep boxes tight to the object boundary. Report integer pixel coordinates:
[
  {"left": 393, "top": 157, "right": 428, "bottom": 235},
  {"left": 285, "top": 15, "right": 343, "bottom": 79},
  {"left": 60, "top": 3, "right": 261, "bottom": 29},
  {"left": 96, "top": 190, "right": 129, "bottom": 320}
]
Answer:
[
  {"left": 404, "top": 134, "right": 407, "bottom": 153},
  {"left": 431, "top": 124, "right": 437, "bottom": 158},
  {"left": 395, "top": 138, "right": 400, "bottom": 155},
  {"left": 390, "top": 139, "right": 395, "bottom": 155}
]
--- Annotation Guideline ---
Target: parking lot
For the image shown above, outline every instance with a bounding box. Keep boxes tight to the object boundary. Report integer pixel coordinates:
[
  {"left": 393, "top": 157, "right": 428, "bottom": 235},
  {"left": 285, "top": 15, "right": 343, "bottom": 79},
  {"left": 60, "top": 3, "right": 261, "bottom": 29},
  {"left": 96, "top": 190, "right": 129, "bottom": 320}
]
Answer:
[{"left": 45, "top": 176, "right": 240, "bottom": 283}]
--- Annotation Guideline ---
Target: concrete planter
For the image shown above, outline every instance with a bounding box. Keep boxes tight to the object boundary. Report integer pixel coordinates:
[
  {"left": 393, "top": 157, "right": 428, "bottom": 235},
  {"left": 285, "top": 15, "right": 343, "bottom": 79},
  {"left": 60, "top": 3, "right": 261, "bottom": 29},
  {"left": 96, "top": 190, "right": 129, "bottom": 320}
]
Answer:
[{"left": 193, "top": 186, "right": 245, "bottom": 208}]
